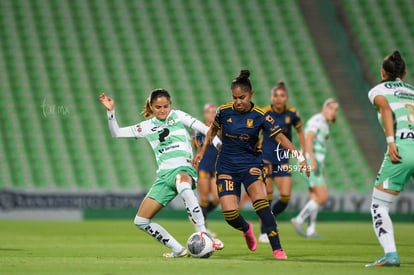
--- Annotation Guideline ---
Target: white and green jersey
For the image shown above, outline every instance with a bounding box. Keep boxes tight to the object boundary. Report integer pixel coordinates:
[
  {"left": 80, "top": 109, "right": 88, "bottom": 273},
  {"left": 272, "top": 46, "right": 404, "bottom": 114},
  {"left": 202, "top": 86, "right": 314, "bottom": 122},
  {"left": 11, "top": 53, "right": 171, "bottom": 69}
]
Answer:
[
  {"left": 305, "top": 113, "right": 329, "bottom": 164},
  {"left": 368, "top": 78, "right": 414, "bottom": 144},
  {"left": 107, "top": 109, "right": 208, "bottom": 176}
]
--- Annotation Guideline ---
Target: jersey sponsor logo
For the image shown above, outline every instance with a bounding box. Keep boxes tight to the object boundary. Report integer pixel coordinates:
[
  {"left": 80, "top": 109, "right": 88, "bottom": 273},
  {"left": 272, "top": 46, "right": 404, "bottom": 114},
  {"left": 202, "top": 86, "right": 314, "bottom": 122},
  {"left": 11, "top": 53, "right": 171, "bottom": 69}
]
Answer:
[
  {"left": 393, "top": 90, "right": 414, "bottom": 100},
  {"left": 246, "top": 119, "right": 254, "bottom": 128},
  {"left": 400, "top": 131, "right": 414, "bottom": 140},
  {"left": 227, "top": 117, "right": 232, "bottom": 123},
  {"left": 136, "top": 124, "right": 142, "bottom": 132},
  {"left": 150, "top": 118, "right": 176, "bottom": 132},
  {"left": 239, "top": 134, "right": 250, "bottom": 141},
  {"left": 217, "top": 174, "right": 232, "bottom": 180},
  {"left": 158, "top": 144, "right": 179, "bottom": 154},
  {"left": 385, "top": 81, "right": 414, "bottom": 91},
  {"left": 269, "top": 125, "right": 280, "bottom": 133},
  {"left": 249, "top": 167, "right": 262, "bottom": 176},
  {"left": 224, "top": 133, "right": 251, "bottom": 141}
]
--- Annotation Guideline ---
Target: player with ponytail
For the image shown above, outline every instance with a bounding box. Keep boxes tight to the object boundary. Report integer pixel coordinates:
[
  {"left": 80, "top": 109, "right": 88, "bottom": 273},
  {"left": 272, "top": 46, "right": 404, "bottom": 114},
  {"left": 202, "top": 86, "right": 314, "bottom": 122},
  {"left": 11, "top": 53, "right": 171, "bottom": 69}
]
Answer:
[
  {"left": 100, "top": 89, "right": 223, "bottom": 258},
  {"left": 365, "top": 50, "right": 413, "bottom": 267},
  {"left": 193, "top": 70, "right": 310, "bottom": 260}
]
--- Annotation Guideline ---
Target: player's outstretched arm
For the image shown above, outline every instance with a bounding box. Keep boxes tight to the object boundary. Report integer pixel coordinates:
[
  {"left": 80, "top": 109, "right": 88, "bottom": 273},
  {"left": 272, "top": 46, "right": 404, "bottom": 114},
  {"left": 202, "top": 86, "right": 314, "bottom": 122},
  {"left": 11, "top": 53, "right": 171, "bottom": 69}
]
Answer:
[
  {"left": 192, "top": 124, "right": 219, "bottom": 168},
  {"left": 99, "top": 93, "right": 136, "bottom": 138},
  {"left": 99, "top": 93, "right": 115, "bottom": 111}
]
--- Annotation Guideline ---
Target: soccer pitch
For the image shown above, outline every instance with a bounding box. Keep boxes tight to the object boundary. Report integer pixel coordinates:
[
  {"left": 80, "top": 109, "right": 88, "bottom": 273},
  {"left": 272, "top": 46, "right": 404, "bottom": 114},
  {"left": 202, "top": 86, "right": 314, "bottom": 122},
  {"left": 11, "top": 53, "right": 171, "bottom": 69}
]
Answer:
[{"left": 0, "top": 220, "right": 413, "bottom": 274}]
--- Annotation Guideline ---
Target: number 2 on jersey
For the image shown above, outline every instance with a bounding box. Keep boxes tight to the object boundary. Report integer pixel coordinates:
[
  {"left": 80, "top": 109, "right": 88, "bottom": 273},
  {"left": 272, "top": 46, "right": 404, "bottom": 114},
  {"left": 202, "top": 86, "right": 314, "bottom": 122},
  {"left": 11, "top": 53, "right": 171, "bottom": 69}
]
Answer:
[{"left": 158, "top": 128, "right": 170, "bottom": 142}]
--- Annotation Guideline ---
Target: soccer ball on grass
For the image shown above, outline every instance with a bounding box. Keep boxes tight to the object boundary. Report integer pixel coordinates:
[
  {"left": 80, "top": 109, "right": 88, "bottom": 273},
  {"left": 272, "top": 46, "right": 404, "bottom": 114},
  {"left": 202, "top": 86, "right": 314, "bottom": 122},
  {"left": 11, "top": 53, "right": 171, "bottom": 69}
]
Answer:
[{"left": 186, "top": 232, "right": 215, "bottom": 258}]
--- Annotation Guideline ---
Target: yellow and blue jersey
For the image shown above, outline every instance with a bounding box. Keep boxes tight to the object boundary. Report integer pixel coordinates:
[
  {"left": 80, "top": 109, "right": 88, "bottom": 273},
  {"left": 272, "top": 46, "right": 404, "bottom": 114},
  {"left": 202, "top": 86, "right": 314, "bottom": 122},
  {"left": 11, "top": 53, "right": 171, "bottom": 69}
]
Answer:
[
  {"left": 261, "top": 105, "right": 302, "bottom": 164},
  {"left": 213, "top": 102, "right": 282, "bottom": 173}
]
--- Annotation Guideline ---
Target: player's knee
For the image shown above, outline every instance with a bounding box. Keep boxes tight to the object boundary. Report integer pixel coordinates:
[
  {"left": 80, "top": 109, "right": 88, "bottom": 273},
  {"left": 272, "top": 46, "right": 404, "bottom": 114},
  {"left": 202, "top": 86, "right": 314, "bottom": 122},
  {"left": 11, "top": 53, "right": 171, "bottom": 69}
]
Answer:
[
  {"left": 266, "top": 193, "right": 274, "bottom": 202},
  {"left": 279, "top": 195, "right": 290, "bottom": 204},
  {"left": 200, "top": 199, "right": 208, "bottom": 206},
  {"left": 176, "top": 181, "right": 192, "bottom": 195},
  {"left": 317, "top": 193, "right": 328, "bottom": 205},
  {"left": 134, "top": 215, "right": 150, "bottom": 230},
  {"left": 252, "top": 199, "right": 270, "bottom": 212}
]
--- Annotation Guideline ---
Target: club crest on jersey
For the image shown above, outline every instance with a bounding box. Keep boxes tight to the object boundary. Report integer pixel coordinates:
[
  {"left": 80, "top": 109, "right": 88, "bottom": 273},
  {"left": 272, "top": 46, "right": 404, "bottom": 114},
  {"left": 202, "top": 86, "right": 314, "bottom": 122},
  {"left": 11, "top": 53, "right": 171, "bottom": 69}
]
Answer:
[
  {"left": 246, "top": 119, "right": 254, "bottom": 128},
  {"left": 167, "top": 117, "right": 175, "bottom": 126},
  {"left": 285, "top": 116, "right": 291, "bottom": 124}
]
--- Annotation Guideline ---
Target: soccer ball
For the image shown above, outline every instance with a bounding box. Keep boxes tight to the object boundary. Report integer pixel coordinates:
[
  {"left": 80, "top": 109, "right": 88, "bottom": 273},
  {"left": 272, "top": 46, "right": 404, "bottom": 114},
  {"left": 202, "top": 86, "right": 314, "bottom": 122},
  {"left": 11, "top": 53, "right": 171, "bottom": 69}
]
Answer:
[{"left": 186, "top": 232, "right": 215, "bottom": 258}]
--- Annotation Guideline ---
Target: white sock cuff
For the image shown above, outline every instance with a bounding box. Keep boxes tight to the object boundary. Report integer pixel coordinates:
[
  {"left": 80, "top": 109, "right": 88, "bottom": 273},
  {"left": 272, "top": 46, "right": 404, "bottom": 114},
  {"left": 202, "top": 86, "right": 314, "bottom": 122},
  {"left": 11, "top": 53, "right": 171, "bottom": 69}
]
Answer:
[
  {"left": 134, "top": 215, "right": 150, "bottom": 227},
  {"left": 309, "top": 199, "right": 318, "bottom": 209},
  {"left": 372, "top": 188, "right": 396, "bottom": 206},
  {"left": 176, "top": 181, "right": 192, "bottom": 195}
]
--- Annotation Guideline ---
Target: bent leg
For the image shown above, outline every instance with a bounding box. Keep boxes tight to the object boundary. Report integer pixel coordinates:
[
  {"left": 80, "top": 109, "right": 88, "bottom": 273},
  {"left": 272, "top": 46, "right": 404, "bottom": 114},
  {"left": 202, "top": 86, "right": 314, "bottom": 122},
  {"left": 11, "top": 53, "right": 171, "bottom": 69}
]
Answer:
[
  {"left": 272, "top": 176, "right": 292, "bottom": 216},
  {"left": 176, "top": 173, "right": 206, "bottom": 232}
]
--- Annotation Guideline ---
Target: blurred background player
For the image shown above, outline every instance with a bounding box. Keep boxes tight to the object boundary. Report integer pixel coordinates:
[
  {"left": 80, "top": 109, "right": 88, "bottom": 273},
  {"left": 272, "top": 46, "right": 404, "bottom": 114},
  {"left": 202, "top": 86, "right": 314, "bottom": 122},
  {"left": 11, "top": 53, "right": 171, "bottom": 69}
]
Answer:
[
  {"left": 193, "top": 103, "right": 220, "bottom": 235},
  {"left": 258, "top": 81, "right": 306, "bottom": 243},
  {"left": 193, "top": 70, "right": 310, "bottom": 260},
  {"left": 291, "top": 98, "right": 339, "bottom": 238},
  {"left": 365, "top": 50, "right": 414, "bottom": 268},
  {"left": 100, "top": 89, "right": 223, "bottom": 258}
]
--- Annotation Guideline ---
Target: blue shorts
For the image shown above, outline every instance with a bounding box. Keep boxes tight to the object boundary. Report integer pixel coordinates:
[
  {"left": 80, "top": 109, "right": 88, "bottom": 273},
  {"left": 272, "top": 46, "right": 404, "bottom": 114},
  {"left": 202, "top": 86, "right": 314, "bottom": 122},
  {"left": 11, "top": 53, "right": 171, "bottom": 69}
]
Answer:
[
  {"left": 263, "top": 161, "right": 291, "bottom": 178},
  {"left": 198, "top": 154, "right": 216, "bottom": 179},
  {"left": 199, "top": 170, "right": 215, "bottom": 179},
  {"left": 198, "top": 151, "right": 216, "bottom": 170},
  {"left": 216, "top": 166, "right": 264, "bottom": 198}
]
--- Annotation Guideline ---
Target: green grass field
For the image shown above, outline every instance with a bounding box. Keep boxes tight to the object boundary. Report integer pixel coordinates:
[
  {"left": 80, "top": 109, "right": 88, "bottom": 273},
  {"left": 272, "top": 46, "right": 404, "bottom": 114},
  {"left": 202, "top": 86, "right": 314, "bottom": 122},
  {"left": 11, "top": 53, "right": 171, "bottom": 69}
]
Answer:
[{"left": 0, "top": 219, "right": 413, "bottom": 274}]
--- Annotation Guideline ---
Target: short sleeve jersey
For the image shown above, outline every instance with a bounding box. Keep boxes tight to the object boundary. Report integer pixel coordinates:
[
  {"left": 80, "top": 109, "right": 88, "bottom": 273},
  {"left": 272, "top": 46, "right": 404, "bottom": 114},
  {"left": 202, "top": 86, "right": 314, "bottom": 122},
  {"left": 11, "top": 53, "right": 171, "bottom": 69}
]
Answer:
[
  {"left": 129, "top": 110, "right": 198, "bottom": 176},
  {"left": 213, "top": 102, "right": 282, "bottom": 173},
  {"left": 305, "top": 113, "right": 329, "bottom": 164},
  {"left": 262, "top": 105, "right": 302, "bottom": 163},
  {"left": 368, "top": 79, "right": 414, "bottom": 144}
]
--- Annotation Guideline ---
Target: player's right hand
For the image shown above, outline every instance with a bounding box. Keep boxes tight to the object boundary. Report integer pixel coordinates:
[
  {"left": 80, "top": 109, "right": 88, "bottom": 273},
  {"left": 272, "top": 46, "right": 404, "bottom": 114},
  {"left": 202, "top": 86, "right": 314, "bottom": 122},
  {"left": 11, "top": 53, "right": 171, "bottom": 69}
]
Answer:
[
  {"left": 300, "top": 160, "right": 311, "bottom": 178},
  {"left": 310, "top": 158, "right": 318, "bottom": 173},
  {"left": 192, "top": 153, "right": 203, "bottom": 169},
  {"left": 99, "top": 93, "right": 115, "bottom": 111}
]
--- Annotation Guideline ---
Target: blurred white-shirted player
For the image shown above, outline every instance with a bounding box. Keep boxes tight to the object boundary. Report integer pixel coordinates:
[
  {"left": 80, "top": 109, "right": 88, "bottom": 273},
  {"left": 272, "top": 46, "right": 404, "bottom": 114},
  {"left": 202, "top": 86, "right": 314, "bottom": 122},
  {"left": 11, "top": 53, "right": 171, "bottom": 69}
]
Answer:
[{"left": 291, "top": 98, "right": 339, "bottom": 238}]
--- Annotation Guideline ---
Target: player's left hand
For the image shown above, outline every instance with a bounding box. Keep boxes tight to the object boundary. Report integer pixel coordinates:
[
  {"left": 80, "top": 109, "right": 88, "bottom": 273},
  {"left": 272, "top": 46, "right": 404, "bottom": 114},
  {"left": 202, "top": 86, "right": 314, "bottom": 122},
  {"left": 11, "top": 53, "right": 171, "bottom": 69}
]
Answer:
[
  {"left": 388, "top": 142, "right": 402, "bottom": 163},
  {"left": 299, "top": 160, "right": 311, "bottom": 178}
]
